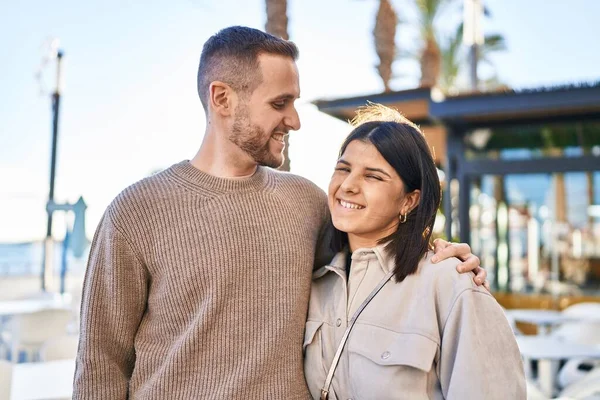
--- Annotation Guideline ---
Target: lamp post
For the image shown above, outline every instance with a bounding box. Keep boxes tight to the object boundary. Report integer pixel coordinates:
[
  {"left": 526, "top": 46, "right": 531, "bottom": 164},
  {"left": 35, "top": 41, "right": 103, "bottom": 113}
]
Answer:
[
  {"left": 463, "top": 0, "right": 484, "bottom": 91},
  {"left": 42, "top": 49, "right": 64, "bottom": 291}
]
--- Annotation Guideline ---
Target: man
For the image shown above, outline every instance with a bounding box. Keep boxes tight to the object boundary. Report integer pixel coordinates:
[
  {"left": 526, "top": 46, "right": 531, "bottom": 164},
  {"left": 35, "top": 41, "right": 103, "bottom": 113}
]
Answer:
[{"left": 73, "top": 26, "right": 486, "bottom": 399}]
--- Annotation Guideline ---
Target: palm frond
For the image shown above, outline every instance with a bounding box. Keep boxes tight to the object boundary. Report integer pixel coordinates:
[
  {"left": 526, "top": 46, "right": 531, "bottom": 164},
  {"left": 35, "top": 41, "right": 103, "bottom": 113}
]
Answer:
[
  {"left": 414, "top": 0, "right": 452, "bottom": 38},
  {"left": 478, "top": 33, "right": 507, "bottom": 64},
  {"left": 438, "top": 22, "right": 464, "bottom": 91}
]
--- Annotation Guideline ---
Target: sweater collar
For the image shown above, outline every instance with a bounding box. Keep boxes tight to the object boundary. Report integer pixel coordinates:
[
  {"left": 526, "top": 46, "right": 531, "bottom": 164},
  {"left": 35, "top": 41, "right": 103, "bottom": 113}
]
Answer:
[{"left": 169, "top": 160, "right": 271, "bottom": 193}]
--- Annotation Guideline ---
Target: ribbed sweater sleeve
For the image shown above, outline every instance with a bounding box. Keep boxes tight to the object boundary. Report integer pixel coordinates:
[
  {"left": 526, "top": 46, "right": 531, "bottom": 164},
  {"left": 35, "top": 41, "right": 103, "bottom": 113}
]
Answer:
[{"left": 73, "top": 208, "right": 149, "bottom": 399}]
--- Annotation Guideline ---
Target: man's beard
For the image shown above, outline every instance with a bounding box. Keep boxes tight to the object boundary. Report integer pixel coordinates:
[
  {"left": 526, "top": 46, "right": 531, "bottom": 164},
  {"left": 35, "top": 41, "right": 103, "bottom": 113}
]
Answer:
[{"left": 230, "top": 107, "right": 284, "bottom": 169}]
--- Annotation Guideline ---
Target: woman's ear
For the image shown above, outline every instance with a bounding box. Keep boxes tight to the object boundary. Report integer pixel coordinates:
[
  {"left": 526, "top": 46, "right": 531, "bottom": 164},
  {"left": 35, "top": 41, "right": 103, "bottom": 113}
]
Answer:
[{"left": 401, "top": 189, "right": 421, "bottom": 214}]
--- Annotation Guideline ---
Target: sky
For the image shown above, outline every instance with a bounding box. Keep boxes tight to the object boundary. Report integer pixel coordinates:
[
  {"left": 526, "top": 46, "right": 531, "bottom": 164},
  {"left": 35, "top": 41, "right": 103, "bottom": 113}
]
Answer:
[{"left": 1, "top": 0, "right": 599, "bottom": 242}]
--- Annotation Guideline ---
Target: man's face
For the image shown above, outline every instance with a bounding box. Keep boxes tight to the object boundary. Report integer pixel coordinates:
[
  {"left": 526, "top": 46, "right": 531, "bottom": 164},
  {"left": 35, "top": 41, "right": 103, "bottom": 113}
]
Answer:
[{"left": 229, "top": 53, "right": 301, "bottom": 168}]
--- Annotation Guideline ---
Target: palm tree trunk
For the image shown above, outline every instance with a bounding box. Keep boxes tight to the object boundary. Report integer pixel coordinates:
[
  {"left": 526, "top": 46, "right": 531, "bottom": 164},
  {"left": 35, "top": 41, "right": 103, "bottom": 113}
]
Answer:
[
  {"left": 265, "top": 0, "right": 291, "bottom": 171},
  {"left": 265, "top": 0, "right": 289, "bottom": 39},
  {"left": 373, "top": 0, "right": 398, "bottom": 92},
  {"left": 420, "top": 37, "right": 441, "bottom": 87}
]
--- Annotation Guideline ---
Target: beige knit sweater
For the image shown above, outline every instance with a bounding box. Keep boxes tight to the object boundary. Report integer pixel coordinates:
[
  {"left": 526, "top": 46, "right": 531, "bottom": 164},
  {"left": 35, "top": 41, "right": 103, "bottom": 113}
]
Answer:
[{"left": 73, "top": 161, "right": 331, "bottom": 399}]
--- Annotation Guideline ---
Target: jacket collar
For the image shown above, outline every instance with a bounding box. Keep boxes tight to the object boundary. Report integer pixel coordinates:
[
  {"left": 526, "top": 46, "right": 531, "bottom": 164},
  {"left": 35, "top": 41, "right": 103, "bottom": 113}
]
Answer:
[
  {"left": 312, "top": 250, "right": 347, "bottom": 280},
  {"left": 313, "top": 242, "right": 396, "bottom": 280}
]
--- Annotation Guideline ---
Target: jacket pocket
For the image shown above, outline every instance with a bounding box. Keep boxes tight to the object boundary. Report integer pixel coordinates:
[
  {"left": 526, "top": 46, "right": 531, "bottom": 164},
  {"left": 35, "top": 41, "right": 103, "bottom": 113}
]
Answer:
[
  {"left": 347, "top": 324, "right": 438, "bottom": 400},
  {"left": 304, "top": 320, "right": 329, "bottom": 399},
  {"left": 303, "top": 320, "right": 323, "bottom": 351}
]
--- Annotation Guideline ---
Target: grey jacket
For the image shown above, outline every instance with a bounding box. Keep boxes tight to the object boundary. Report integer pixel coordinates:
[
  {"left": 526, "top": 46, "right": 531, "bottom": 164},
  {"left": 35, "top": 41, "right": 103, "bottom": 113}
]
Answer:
[{"left": 304, "top": 245, "right": 526, "bottom": 400}]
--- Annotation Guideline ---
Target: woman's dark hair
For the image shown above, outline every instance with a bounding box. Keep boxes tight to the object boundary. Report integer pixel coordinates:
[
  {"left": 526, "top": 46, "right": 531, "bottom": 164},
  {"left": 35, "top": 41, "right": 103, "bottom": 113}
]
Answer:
[{"left": 330, "top": 103, "right": 441, "bottom": 282}]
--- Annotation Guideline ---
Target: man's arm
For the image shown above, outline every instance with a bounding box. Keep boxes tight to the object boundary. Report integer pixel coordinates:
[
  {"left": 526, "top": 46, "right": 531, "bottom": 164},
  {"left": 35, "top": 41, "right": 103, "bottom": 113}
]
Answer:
[
  {"left": 431, "top": 238, "right": 489, "bottom": 290},
  {"left": 73, "top": 209, "right": 149, "bottom": 399}
]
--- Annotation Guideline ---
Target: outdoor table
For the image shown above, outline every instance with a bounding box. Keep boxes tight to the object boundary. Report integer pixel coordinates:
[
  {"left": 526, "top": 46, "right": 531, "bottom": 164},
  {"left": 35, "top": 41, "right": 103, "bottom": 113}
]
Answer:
[
  {"left": 506, "top": 309, "right": 580, "bottom": 335},
  {"left": 516, "top": 336, "right": 600, "bottom": 397},
  {"left": 0, "top": 294, "right": 73, "bottom": 361},
  {"left": 0, "top": 294, "right": 72, "bottom": 318},
  {"left": 10, "top": 359, "right": 75, "bottom": 399}
]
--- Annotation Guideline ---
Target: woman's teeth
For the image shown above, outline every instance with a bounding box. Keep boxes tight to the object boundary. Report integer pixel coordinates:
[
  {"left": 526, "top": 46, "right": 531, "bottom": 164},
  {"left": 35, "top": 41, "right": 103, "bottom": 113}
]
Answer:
[{"left": 339, "top": 200, "right": 364, "bottom": 210}]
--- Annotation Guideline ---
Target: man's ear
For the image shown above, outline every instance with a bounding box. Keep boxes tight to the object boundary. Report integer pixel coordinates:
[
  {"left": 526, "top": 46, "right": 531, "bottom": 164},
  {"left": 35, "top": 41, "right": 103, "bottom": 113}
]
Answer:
[{"left": 209, "top": 81, "right": 236, "bottom": 117}]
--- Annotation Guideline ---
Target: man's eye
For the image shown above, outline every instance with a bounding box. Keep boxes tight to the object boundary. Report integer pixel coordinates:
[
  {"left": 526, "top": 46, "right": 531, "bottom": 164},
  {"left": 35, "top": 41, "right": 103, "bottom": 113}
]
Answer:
[{"left": 273, "top": 102, "right": 285, "bottom": 109}]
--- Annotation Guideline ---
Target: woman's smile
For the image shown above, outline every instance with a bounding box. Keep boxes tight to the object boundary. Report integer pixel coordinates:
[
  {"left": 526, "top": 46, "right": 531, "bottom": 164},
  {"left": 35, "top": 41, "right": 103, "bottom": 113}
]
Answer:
[{"left": 336, "top": 199, "right": 365, "bottom": 210}]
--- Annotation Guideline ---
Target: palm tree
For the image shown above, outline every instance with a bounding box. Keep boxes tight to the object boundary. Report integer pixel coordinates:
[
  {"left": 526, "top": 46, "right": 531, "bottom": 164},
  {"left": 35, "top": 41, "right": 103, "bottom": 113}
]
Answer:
[
  {"left": 438, "top": 23, "right": 507, "bottom": 93},
  {"left": 265, "top": 0, "right": 291, "bottom": 171},
  {"left": 478, "top": 33, "right": 506, "bottom": 65},
  {"left": 415, "top": 0, "right": 449, "bottom": 87},
  {"left": 265, "top": 0, "right": 289, "bottom": 40},
  {"left": 476, "top": 32, "right": 507, "bottom": 91},
  {"left": 438, "top": 23, "right": 463, "bottom": 93},
  {"left": 373, "top": 0, "right": 398, "bottom": 92}
]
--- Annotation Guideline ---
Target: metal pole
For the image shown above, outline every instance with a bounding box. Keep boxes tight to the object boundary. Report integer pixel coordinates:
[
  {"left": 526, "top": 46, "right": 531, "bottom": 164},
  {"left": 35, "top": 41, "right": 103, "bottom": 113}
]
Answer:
[
  {"left": 469, "top": 44, "right": 479, "bottom": 91},
  {"left": 42, "top": 50, "right": 63, "bottom": 291},
  {"left": 463, "top": 0, "right": 483, "bottom": 91}
]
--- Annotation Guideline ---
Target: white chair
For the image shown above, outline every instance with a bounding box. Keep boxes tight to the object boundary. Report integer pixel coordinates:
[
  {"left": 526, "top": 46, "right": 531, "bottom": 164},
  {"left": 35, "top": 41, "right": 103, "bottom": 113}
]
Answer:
[
  {"left": 39, "top": 334, "right": 79, "bottom": 361},
  {"left": 562, "top": 302, "right": 600, "bottom": 321},
  {"left": 559, "top": 366, "right": 600, "bottom": 399},
  {"left": 526, "top": 379, "right": 549, "bottom": 400},
  {"left": 8, "top": 309, "right": 73, "bottom": 362},
  {"left": 558, "top": 359, "right": 600, "bottom": 391},
  {"left": 552, "top": 321, "right": 600, "bottom": 389},
  {"left": 552, "top": 321, "right": 600, "bottom": 346},
  {"left": 0, "top": 360, "right": 12, "bottom": 400}
]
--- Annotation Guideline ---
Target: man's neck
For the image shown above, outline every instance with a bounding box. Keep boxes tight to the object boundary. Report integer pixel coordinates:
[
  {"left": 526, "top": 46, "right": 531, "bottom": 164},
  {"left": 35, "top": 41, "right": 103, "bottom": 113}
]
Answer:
[{"left": 191, "top": 130, "right": 258, "bottom": 178}]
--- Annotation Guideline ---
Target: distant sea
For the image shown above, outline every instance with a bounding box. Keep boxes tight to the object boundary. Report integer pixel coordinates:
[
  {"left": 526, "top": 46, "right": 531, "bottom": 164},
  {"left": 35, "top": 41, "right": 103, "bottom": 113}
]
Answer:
[{"left": 0, "top": 241, "right": 86, "bottom": 276}]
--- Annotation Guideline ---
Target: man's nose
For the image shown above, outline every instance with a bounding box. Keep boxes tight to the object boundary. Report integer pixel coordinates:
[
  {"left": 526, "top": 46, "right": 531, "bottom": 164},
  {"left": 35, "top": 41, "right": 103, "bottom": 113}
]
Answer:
[{"left": 284, "top": 106, "right": 301, "bottom": 131}]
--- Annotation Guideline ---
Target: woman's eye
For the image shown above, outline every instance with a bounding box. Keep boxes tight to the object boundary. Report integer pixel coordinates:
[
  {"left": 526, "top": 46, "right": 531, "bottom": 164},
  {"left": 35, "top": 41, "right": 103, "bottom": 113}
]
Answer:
[
  {"left": 366, "top": 175, "right": 383, "bottom": 181},
  {"left": 335, "top": 167, "right": 350, "bottom": 173}
]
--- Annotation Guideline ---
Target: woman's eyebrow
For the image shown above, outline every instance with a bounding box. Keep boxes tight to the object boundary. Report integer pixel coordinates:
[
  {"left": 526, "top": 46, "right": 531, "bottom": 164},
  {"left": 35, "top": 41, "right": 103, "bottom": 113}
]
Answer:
[
  {"left": 365, "top": 167, "right": 391, "bottom": 178},
  {"left": 337, "top": 159, "right": 392, "bottom": 178}
]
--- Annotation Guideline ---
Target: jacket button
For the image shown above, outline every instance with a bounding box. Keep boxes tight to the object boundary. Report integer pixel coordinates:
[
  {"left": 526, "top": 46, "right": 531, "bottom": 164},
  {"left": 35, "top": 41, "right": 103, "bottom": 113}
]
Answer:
[
  {"left": 381, "top": 351, "right": 391, "bottom": 359},
  {"left": 336, "top": 318, "right": 342, "bottom": 327}
]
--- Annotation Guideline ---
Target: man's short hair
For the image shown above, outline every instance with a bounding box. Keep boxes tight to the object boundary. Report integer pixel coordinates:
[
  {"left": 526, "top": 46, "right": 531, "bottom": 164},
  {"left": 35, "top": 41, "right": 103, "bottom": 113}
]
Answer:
[{"left": 197, "top": 26, "right": 299, "bottom": 111}]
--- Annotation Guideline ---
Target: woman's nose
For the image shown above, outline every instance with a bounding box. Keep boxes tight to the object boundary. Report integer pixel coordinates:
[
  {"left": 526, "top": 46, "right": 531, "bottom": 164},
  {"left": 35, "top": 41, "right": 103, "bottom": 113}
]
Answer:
[{"left": 340, "top": 175, "right": 360, "bottom": 193}]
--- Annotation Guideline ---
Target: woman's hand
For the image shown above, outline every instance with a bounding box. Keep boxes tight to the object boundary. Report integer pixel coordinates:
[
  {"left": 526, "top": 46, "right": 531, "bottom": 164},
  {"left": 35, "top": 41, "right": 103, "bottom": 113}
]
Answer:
[{"left": 431, "top": 238, "right": 490, "bottom": 291}]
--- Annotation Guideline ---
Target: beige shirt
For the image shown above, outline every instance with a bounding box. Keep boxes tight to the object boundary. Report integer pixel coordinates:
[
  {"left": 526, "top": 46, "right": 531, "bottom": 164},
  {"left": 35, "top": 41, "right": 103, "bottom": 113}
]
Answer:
[{"left": 304, "top": 245, "right": 526, "bottom": 400}]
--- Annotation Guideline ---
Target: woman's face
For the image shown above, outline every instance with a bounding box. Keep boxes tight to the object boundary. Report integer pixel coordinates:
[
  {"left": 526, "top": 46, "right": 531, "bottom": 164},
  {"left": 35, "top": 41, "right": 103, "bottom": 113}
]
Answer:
[{"left": 328, "top": 140, "right": 420, "bottom": 249}]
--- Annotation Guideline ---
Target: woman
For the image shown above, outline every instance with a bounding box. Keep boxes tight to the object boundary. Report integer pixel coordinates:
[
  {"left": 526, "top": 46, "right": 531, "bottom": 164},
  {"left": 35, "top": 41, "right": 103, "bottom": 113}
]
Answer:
[{"left": 304, "top": 104, "right": 525, "bottom": 399}]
